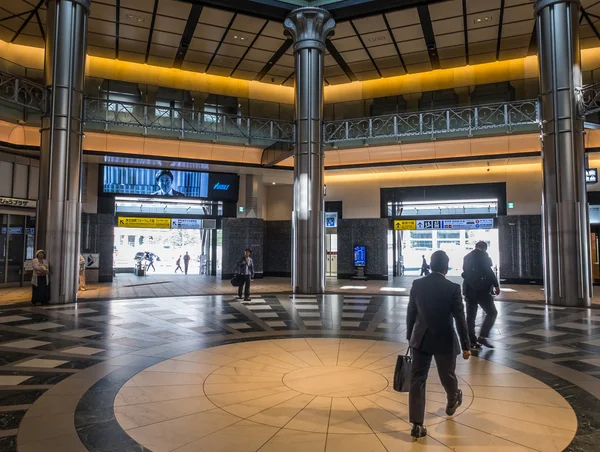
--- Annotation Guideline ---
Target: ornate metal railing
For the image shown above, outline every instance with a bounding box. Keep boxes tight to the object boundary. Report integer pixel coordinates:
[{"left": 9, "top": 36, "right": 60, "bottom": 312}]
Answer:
[
  {"left": 0, "top": 70, "right": 46, "bottom": 112},
  {"left": 84, "top": 98, "right": 295, "bottom": 143},
  {"left": 323, "top": 100, "right": 540, "bottom": 144},
  {"left": 580, "top": 82, "right": 600, "bottom": 117}
]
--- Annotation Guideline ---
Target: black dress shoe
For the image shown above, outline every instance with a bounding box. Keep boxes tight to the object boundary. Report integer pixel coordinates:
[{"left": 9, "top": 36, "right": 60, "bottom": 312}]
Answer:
[
  {"left": 471, "top": 342, "right": 482, "bottom": 350},
  {"left": 446, "top": 389, "right": 463, "bottom": 416},
  {"left": 478, "top": 336, "right": 495, "bottom": 348},
  {"left": 410, "top": 424, "right": 427, "bottom": 439}
]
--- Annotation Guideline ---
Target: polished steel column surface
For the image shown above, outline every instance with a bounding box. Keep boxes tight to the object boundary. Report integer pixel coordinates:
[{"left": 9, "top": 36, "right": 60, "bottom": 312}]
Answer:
[
  {"left": 38, "top": 0, "right": 89, "bottom": 303},
  {"left": 284, "top": 8, "right": 335, "bottom": 294},
  {"left": 535, "top": 0, "right": 592, "bottom": 306}
]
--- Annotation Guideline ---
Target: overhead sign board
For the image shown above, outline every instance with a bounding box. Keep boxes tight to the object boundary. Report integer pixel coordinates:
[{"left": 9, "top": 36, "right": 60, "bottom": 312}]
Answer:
[
  {"left": 0, "top": 197, "right": 36, "bottom": 208},
  {"left": 586, "top": 168, "right": 598, "bottom": 184},
  {"left": 416, "top": 218, "right": 494, "bottom": 230},
  {"left": 117, "top": 217, "right": 171, "bottom": 229},
  {"left": 171, "top": 218, "right": 203, "bottom": 229},
  {"left": 394, "top": 219, "right": 417, "bottom": 230},
  {"left": 326, "top": 212, "right": 338, "bottom": 228}
]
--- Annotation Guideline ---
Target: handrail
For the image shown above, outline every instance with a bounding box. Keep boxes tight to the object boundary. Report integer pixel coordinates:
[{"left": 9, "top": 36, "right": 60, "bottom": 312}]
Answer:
[
  {"left": 0, "top": 70, "right": 46, "bottom": 112},
  {"left": 84, "top": 98, "right": 296, "bottom": 143},
  {"left": 579, "top": 81, "right": 600, "bottom": 117},
  {"left": 323, "top": 99, "right": 540, "bottom": 144}
]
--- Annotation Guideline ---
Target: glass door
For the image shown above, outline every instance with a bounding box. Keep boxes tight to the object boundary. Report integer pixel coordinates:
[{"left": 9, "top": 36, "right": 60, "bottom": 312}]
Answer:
[
  {"left": 326, "top": 233, "right": 337, "bottom": 277},
  {"left": 7, "top": 215, "right": 25, "bottom": 283}
]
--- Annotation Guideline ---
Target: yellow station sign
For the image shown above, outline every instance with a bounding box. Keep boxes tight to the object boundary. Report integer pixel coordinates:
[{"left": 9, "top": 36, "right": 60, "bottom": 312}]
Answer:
[
  {"left": 394, "top": 219, "right": 417, "bottom": 231},
  {"left": 117, "top": 217, "right": 171, "bottom": 229}
]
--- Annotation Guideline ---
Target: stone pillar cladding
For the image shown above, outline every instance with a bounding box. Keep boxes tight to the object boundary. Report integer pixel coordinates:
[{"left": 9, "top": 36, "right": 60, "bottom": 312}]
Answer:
[
  {"left": 535, "top": 0, "right": 592, "bottom": 306},
  {"left": 284, "top": 8, "right": 335, "bottom": 294},
  {"left": 38, "top": 0, "right": 89, "bottom": 303}
]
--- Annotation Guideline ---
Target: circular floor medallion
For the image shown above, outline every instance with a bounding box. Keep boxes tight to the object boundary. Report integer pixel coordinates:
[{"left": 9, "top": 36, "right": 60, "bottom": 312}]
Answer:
[
  {"left": 114, "top": 338, "right": 578, "bottom": 452},
  {"left": 283, "top": 366, "right": 389, "bottom": 397}
]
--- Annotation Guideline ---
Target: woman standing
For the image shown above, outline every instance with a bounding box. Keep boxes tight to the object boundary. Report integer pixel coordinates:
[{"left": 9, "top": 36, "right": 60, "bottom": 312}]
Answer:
[{"left": 32, "top": 250, "right": 50, "bottom": 306}]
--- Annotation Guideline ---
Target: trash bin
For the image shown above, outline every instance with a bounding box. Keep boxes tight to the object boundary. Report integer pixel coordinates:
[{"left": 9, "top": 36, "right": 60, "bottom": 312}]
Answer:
[{"left": 134, "top": 261, "right": 145, "bottom": 276}]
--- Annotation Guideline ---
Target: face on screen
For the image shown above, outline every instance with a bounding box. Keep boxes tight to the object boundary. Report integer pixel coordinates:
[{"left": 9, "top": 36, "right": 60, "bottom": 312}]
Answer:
[{"left": 157, "top": 174, "right": 173, "bottom": 194}]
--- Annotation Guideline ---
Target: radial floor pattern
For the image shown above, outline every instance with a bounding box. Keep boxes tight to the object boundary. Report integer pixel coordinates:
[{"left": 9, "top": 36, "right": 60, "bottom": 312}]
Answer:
[{"left": 113, "top": 338, "right": 577, "bottom": 452}]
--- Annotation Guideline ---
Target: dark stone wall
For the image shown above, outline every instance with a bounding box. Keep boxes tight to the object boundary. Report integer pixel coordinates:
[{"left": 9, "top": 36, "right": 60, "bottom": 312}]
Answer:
[
  {"left": 498, "top": 215, "right": 543, "bottom": 283},
  {"left": 80, "top": 213, "right": 114, "bottom": 283},
  {"left": 222, "top": 218, "right": 265, "bottom": 279},
  {"left": 337, "top": 218, "right": 389, "bottom": 280},
  {"left": 264, "top": 221, "right": 292, "bottom": 277}
]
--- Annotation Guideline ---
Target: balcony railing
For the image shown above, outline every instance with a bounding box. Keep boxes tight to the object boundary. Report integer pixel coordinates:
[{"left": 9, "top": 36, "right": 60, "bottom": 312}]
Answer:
[
  {"left": 580, "top": 82, "right": 600, "bottom": 117},
  {"left": 0, "top": 70, "right": 46, "bottom": 112},
  {"left": 323, "top": 100, "right": 540, "bottom": 144},
  {"left": 84, "top": 98, "right": 295, "bottom": 143}
]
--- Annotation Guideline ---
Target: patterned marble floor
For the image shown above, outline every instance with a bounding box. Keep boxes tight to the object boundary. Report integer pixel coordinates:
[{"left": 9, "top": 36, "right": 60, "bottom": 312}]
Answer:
[{"left": 0, "top": 294, "right": 598, "bottom": 451}]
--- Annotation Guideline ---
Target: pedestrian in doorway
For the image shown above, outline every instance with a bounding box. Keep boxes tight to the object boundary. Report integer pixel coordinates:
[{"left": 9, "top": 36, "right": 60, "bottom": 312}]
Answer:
[
  {"left": 175, "top": 255, "right": 183, "bottom": 273},
  {"left": 407, "top": 250, "right": 471, "bottom": 439},
  {"left": 146, "top": 252, "right": 156, "bottom": 272},
  {"left": 462, "top": 241, "right": 500, "bottom": 349},
  {"left": 31, "top": 250, "right": 51, "bottom": 306},
  {"left": 420, "top": 255, "right": 430, "bottom": 276},
  {"left": 183, "top": 252, "right": 191, "bottom": 274},
  {"left": 79, "top": 254, "right": 87, "bottom": 291},
  {"left": 237, "top": 248, "right": 254, "bottom": 301}
]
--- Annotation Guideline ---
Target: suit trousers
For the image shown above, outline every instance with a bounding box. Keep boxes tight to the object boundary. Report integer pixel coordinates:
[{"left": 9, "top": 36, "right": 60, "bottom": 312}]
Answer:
[
  {"left": 465, "top": 294, "right": 498, "bottom": 343},
  {"left": 238, "top": 275, "right": 251, "bottom": 298},
  {"left": 409, "top": 348, "right": 458, "bottom": 425}
]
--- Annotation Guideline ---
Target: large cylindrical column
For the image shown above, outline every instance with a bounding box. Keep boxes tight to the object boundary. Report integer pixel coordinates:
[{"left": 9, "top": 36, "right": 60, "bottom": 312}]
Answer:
[
  {"left": 536, "top": 0, "right": 592, "bottom": 306},
  {"left": 38, "top": 0, "right": 89, "bottom": 303},
  {"left": 284, "top": 8, "right": 335, "bottom": 294}
]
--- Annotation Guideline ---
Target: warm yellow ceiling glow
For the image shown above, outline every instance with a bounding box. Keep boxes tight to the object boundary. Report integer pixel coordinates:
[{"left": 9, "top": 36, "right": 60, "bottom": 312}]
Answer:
[{"left": 324, "top": 162, "right": 542, "bottom": 183}]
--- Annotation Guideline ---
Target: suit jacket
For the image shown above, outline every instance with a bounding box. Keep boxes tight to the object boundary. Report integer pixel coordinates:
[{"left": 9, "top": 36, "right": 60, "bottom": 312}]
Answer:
[
  {"left": 462, "top": 249, "right": 499, "bottom": 299},
  {"left": 407, "top": 273, "right": 470, "bottom": 355}
]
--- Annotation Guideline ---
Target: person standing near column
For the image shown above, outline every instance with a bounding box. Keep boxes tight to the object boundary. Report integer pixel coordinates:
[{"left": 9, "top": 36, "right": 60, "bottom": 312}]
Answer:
[
  {"left": 32, "top": 250, "right": 51, "bottom": 306},
  {"left": 78, "top": 254, "right": 87, "bottom": 291},
  {"left": 237, "top": 249, "right": 254, "bottom": 301},
  {"left": 407, "top": 250, "right": 471, "bottom": 439},
  {"left": 462, "top": 241, "right": 500, "bottom": 349},
  {"left": 183, "top": 252, "right": 191, "bottom": 275}
]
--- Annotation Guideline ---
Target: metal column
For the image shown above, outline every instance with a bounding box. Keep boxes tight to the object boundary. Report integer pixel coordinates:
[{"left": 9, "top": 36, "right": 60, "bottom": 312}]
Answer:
[
  {"left": 38, "top": 0, "right": 89, "bottom": 304},
  {"left": 284, "top": 8, "right": 335, "bottom": 294},
  {"left": 535, "top": 0, "right": 592, "bottom": 306}
]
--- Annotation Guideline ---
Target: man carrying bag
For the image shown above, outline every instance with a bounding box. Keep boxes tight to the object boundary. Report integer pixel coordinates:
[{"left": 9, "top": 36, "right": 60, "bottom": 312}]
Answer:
[{"left": 406, "top": 250, "right": 471, "bottom": 439}]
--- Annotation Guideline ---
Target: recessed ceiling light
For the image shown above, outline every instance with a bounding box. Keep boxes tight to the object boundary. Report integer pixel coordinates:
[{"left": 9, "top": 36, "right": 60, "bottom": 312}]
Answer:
[
  {"left": 474, "top": 16, "right": 493, "bottom": 24},
  {"left": 126, "top": 14, "right": 145, "bottom": 23},
  {"left": 368, "top": 36, "right": 386, "bottom": 43}
]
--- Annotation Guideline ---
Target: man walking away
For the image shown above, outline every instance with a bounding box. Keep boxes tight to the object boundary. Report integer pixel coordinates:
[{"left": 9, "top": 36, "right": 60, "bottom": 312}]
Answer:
[
  {"left": 183, "top": 252, "right": 191, "bottom": 275},
  {"left": 420, "top": 255, "right": 430, "bottom": 276},
  {"left": 462, "top": 241, "right": 500, "bottom": 349},
  {"left": 237, "top": 248, "right": 254, "bottom": 301},
  {"left": 407, "top": 250, "right": 471, "bottom": 439},
  {"left": 175, "top": 255, "right": 183, "bottom": 273}
]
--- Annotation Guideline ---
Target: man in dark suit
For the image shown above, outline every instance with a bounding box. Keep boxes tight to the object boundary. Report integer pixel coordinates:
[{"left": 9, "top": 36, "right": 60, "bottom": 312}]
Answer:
[
  {"left": 462, "top": 241, "right": 500, "bottom": 349},
  {"left": 407, "top": 250, "right": 471, "bottom": 439}
]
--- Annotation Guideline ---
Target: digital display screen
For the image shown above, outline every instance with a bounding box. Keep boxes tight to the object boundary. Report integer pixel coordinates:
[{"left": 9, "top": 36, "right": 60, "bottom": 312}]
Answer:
[
  {"left": 102, "top": 166, "right": 238, "bottom": 202},
  {"left": 354, "top": 245, "right": 366, "bottom": 267}
]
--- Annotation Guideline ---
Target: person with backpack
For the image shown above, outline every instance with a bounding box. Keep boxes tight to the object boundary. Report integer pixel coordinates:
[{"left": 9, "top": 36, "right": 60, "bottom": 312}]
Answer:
[
  {"left": 461, "top": 241, "right": 500, "bottom": 349},
  {"left": 236, "top": 248, "right": 254, "bottom": 301}
]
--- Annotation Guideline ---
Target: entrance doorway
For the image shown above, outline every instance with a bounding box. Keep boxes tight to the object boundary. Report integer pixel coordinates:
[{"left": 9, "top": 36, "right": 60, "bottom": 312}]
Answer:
[
  {"left": 113, "top": 226, "right": 218, "bottom": 275},
  {"left": 326, "top": 233, "right": 337, "bottom": 277},
  {"left": 393, "top": 228, "right": 500, "bottom": 277}
]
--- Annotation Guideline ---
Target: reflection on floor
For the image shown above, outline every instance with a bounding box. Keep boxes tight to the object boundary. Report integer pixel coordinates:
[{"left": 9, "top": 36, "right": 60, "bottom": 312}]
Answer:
[
  {"left": 0, "top": 293, "right": 597, "bottom": 451},
  {"left": 0, "top": 274, "right": 557, "bottom": 307}
]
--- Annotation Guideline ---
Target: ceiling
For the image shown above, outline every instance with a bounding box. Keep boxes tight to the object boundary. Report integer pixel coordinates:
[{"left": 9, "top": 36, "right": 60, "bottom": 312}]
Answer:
[{"left": 1, "top": 0, "right": 600, "bottom": 87}]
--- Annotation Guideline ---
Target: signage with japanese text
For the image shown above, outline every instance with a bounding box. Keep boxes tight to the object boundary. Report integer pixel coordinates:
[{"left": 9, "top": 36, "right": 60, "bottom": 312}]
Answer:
[
  {"left": 394, "top": 220, "right": 417, "bottom": 230},
  {"left": 415, "top": 218, "right": 495, "bottom": 230},
  {"left": 117, "top": 217, "right": 171, "bottom": 229}
]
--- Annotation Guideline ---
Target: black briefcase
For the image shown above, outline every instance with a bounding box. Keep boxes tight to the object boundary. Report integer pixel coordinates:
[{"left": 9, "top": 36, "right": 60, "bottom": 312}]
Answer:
[
  {"left": 393, "top": 349, "right": 412, "bottom": 392},
  {"left": 230, "top": 274, "right": 243, "bottom": 287}
]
